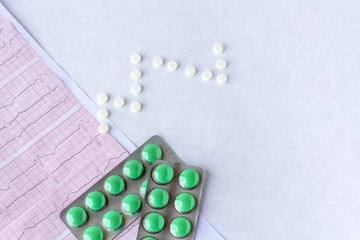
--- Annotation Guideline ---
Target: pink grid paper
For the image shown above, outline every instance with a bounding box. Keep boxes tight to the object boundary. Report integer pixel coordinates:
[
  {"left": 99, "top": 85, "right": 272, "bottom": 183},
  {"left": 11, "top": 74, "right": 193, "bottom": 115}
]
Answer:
[{"left": 0, "top": 13, "right": 139, "bottom": 240}]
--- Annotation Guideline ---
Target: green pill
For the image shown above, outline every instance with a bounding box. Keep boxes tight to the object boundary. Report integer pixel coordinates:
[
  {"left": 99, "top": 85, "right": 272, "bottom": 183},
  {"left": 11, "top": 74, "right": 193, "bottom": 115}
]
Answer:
[
  {"left": 104, "top": 175, "right": 125, "bottom": 195},
  {"left": 174, "top": 192, "right": 196, "bottom": 213},
  {"left": 178, "top": 169, "right": 200, "bottom": 189},
  {"left": 140, "top": 179, "right": 148, "bottom": 196},
  {"left": 103, "top": 210, "right": 123, "bottom": 230},
  {"left": 66, "top": 206, "right": 87, "bottom": 226},
  {"left": 147, "top": 188, "right": 169, "bottom": 209},
  {"left": 122, "top": 194, "right": 142, "bottom": 214},
  {"left": 86, "top": 191, "right": 106, "bottom": 211},
  {"left": 123, "top": 160, "right": 144, "bottom": 179},
  {"left": 152, "top": 164, "right": 174, "bottom": 184},
  {"left": 143, "top": 212, "right": 165, "bottom": 233},
  {"left": 142, "top": 237, "right": 157, "bottom": 240},
  {"left": 170, "top": 217, "right": 191, "bottom": 238},
  {"left": 83, "top": 226, "right": 104, "bottom": 240},
  {"left": 142, "top": 144, "right": 162, "bottom": 163}
]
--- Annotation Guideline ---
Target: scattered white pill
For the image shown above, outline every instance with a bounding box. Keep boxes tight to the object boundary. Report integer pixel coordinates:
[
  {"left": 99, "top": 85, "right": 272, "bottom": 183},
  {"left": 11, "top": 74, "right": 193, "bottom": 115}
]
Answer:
[
  {"left": 217, "top": 73, "right": 228, "bottom": 84},
  {"left": 131, "top": 69, "right": 142, "bottom": 80},
  {"left": 185, "top": 66, "right": 196, "bottom": 76},
  {"left": 167, "top": 61, "right": 178, "bottom": 71},
  {"left": 131, "top": 53, "right": 142, "bottom": 64},
  {"left": 114, "top": 97, "right": 126, "bottom": 107},
  {"left": 216, "top": 59, "right": 228, "bottom": 70},
  {"left": 97, "top": 109, "right": 109, "bottom": 119},
  {"left": 213, "top": 43, "right": 224, "bottom": 54},
  {"left": 153, "top": 57, "right": 164, "bottom": 68},
  {"left": 131, "top": 102, "right": 142, "bottom": 112},
  {"left": 98, "top": 123, "right": 110, "bottom": 134},
  {"left": 131, "top": 84, "right": 142, "bottom": 95},
  {"left": 97, "top": 93, "right": 109, "bottom": 104},
  {"left": 202, "top": 70, "right": 213, "bottom": 81}
]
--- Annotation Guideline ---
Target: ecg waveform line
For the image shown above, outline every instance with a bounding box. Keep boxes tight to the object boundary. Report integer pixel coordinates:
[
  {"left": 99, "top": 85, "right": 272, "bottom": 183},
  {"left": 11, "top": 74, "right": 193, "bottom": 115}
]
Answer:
[
  {"left": 1, "top": 151, "right": 128, "bottom": 236},
  {"left": 0, "top": 162, "right": 36, "bottom": 192},
  {"left": 62, "top": 169, "right": 101, "bottom": 207},
  {"left": 50, "top": 136, "right": 100, "bottom": 180},
  {"left": 0, "top": 173, "right": 51, "bottom": 219},
  {"left": 0, "top": 38, "right": 13, "bottom": 50},
  {"left": 103, "top": 151, "right": 127, "bottom": 172},
  {"left": 34, "top": 120, "right": 89, "bottom": 166},
  {"left": 0, "top": 85, "right": 59, "bottom": 132},
  {"left": 0, "top": 96, "right": 69, "bottom": 150},
  {"left": 3, "top": 157, "right": 124, "bottom": 233},
  {"left": 16, "top": 166, "right": 114, "bottom": 240},
  {"left": 0, "top": 132, "right": 103, "bottom": 220},
  {"left": 0, "top": 120, "right": 89, "bottom": 193},
  {"left": 11, "top": 152, "right": 127, "bottom": 236},
  {"left": 17, "top": 204, "right": 59, "bottom": 240},
  {"left": 0, "top": 48, "right": 22, "bottom": 67},
  {"left": 0, "top": 72, "right": 47, "bottom": 110}
]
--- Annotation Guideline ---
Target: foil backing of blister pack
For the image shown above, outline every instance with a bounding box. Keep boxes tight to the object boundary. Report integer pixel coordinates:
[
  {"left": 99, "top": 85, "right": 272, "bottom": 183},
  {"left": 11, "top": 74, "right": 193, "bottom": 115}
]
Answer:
[{"left": 136, "top": 160, "right": 205, "bottom": 240}]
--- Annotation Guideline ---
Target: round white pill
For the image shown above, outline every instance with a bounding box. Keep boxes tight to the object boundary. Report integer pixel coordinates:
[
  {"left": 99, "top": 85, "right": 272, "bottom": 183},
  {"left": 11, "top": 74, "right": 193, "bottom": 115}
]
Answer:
[
  {"left": 131, "top": 69, "right": 142, "bottom": 80},
  {"left": 167, "top": 61, "right": 178, "bottom": 71},
  {"left": 131, "top": 84, "right": 142, "bottom": 95},
  {"left": 213, "top": 43, "right": 224, "bottom": 54},
  {"left": 217, "top": 73, "right": 228, "bottom": 84},
  {"left": 114, "top": 97, "right": 126, "bottom": 108},
  {"left": 97, "top": 93, "right": 109, "bottom": 104},
  {"left": 216, "top": 59, "right": 227, "bottom": 70},
  {"left": 185, "top": 66, "right": 196, "bottom": 76},
  {"left": 202, "top": 70, "right": 213, "bottom": 81},
  {"left": 98, "top": 123, "right": 110, "bottom": 134},
  {"left": 131, "top": 53, "right": 142, "bottom": 64},
  {"left": 153, "top": 57, "right": 164, "bottom": 68},
  {"left": 97, "top": 109, "right": 109, "bottom": 119},
  {"left": 131, "top": 102, "right": 142, "bottom": 112}
]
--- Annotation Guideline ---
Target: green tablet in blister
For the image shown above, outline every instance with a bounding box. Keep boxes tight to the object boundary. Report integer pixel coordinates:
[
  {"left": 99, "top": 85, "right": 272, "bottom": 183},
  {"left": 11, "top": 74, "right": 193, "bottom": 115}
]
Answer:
[
  {"left": 143, "top": 212, "right": 165, "bottom": 233},
  {"left": 147, "top": 188, "right": 169, "bottom": 209},
  {"left": 122, "top": 194, "right": 142, "bottom": 214},
  {"left": 170, "top": 217, "right": 192, "bottom": 238},
  {"left": 83, "top": 226, "right": 104, "bottom": 240},
  {"left": 66, "top": 206, "right": 87, "bottom": 227},
  {"left": 179, "top": 168, "right": 200, "bottom": 189},
  {"left": 140, "top": 179, "right": 148, "bottom": 197},
  {"left": 86, "top": 191, "right": 106, "bottom": 211},
  {"left": 141, "top": 237, "right": 156, "bottom": 240},
  {"left": 142, "top": 144, "right": 162, "bottom": 163},
  {"left": 152, "top": 164, "right": 174, "bottom": 184},
  {"left": 103, "top": 210, "right": 123, "bottom": 230},
  {"left": 174, "top": 192, "right": 196, "bottom": 213},
  {"left": 104, "top": 175, "right": 125, "bottom": 195},
  {"left": 124, "top": 160, "right": 144, "bottom": 179}
]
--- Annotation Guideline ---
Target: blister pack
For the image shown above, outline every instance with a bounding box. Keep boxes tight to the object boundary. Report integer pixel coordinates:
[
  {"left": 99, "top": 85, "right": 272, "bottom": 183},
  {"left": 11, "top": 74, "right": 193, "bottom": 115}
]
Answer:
[
  {"left": 60, "top": 136, "right": 184, "bottom": 240},
  {"left": 136, "top": 160, "right": 204, "bottom": 240}
]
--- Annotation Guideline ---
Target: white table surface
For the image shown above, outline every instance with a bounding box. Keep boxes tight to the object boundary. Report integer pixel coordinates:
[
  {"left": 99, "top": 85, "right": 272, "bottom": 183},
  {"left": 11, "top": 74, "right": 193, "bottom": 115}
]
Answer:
[{"left": 2, "top": 0, "right": 360, "bottom": 239}]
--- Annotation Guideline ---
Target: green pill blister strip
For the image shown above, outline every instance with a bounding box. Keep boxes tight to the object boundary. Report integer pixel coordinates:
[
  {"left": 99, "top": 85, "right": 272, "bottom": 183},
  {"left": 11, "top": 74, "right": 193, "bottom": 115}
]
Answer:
[
  {"left": 136, "top": 160, "right": 204, "bottom": 240},
  {"left": 60, "top": 136, "right": 184, "bottom": 240}
]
